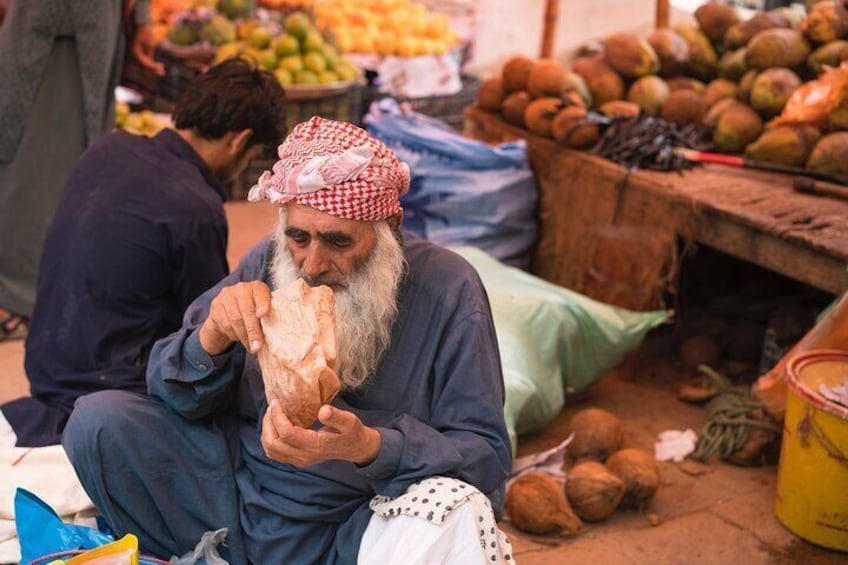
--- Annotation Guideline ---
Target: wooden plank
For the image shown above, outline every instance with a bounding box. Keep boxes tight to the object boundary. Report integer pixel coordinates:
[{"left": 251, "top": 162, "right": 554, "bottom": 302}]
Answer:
[{"left": 463, "top": 107, "right": 848, "bottom": 300}]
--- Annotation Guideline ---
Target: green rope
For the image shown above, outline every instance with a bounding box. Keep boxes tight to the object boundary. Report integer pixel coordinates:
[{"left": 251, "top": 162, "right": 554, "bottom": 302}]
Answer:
[{"left": 691, "top": 365, "right": 780, "bottom": 462}]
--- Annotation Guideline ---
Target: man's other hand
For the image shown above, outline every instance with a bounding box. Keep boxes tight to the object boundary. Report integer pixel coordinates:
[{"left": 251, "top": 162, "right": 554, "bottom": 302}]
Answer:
[
  {"left": 199, "top": 281, "right": 272, "bottom": 356},
  {"left": 261, "top": 402, "right": 382, "bottom": 468},
  {"left": 131, "top": 24, "right": 165, "bottom": 76}
]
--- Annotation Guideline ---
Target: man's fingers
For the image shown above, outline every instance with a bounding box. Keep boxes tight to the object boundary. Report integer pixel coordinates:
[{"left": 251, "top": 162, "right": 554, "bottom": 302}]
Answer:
[
  {"left": 317, "top": 405, "right": 351, "bottom": 434},
  {"left": 252, "top": 283, "right": 272, "bottom": 317},
  {"left": 235, "top": 287, "right": 264, "bottom": 353}
]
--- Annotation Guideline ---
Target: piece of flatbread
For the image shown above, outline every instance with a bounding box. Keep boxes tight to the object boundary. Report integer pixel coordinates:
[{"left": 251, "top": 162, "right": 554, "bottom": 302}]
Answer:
[{"left": 257, "top": 278, "right": 340, "bottom": 428}]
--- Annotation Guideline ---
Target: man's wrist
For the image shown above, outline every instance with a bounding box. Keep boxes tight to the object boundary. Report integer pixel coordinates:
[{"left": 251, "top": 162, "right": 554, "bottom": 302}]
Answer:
[
  {"left": 198, "top": 322, "right": 232, "bottom": 356},
  {"left": 354, "top": 427, "right": 382, "bottom": 466}
]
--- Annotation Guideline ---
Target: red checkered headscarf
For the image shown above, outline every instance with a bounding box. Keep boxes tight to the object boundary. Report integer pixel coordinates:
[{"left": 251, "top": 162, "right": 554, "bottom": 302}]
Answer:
[{"left": 248, "top": 117, "right": 410, "bottom": 221}]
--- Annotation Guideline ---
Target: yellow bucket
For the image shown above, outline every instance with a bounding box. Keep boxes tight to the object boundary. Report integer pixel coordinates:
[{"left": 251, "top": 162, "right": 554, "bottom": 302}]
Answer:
[{"left": 775, "top": 349, "right": 848, "bottom": 551}]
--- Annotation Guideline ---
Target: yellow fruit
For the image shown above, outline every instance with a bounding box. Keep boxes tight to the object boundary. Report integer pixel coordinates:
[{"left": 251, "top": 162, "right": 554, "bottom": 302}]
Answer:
[
  {"left": 248, "top": 27, "right": 272, "bottom": 50},
  {"left": 303, "top": 51, "right": 327, "bottom": 73},
  {"left": 318, "top": 70, "right": 340, "bottom": 84},
  {"left": 274, "top": 68, "right": 293, "bottom": 86},
  {"left": 285, "top": 12, "right": 312, "bottom": 41},
  {"left": 294, "top": 70, "right": 319, "bottom": 84},
  {"left": 278, "top": 54, "right": 304, "bottom": 73}
]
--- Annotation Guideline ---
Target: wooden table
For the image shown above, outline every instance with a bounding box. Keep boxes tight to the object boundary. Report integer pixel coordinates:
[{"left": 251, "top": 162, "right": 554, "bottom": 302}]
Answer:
[{"left": 464, "top": 107, "right": 848, "bottom": 310}]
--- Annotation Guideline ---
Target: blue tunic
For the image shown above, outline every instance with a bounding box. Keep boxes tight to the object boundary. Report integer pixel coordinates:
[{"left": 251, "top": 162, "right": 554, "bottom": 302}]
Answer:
[
  {"left": 6, "top": 129, "right": 228, "bottom": 446},
  {"left": 63, "top": 233, "right": 512, "bottom": 564}
]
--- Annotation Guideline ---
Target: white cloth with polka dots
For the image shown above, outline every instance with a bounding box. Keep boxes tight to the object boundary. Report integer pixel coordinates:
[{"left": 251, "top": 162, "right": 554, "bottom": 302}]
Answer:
[{"left": 367, "top": 477, "right": 515, "bottom": 564}]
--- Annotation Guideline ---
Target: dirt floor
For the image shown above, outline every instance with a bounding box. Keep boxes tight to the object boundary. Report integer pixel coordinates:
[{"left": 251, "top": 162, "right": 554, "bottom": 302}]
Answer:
[{"left": 2, "top": 201, "right": 846, "bottom": 564}]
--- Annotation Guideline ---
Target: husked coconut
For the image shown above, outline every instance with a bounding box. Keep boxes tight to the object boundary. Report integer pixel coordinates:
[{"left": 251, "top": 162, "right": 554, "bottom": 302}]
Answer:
[
  {"left": 738, "top": 69, "right": 759, "bottom": 103},
  {"left": 599, "top": 100, "right": 641, "bottom": 119},
  {"left": 702, "top": 79, "right": 740, "bottom": 108},
  {"left": 552, "top": 106, "right": 599, "bottom": 149},
  {"left": 807, "top": 40, "right": 848, "bottom": 75},
  {"left": 476, "top": 78, "right": 506, "bottom": 112},
  {"left": 571, "top": 56, "right": 625, "bottom": 106},
  {"left": 695, "top": 2, "right": 740, "bottom": 42},
  {"left": 666, "top": 77, "right": 706, "bottom": 94},
  {"left": 807, "top": 132, "right": 848, "bottom": 175},
  {"left": 713, "top": 104, "right": 763, "bottom": 153},
  {"left": 661, "top": 90, "right": 707, "bottom": 126},
  {"left": 673, "top": 23, "right": 718, "bottom": 81},
  {"left": 745, "top": 28, "right": 810, "bottom": 70},
  {"left": 566, "top": 461, "right": 625, "bottom": 521},
  {"left": 718, "top": 48, "right": 748, "bottom": 82},
  {"left": 724, "top": 12, "right": 790, "bottom": 49},
  {"left": 749, "top": 68, "right": 801, "bottom": 118},
  {"left": 744, "top": 125, "right": 822, "bottom": 167},
  {"left": 604, "top": 32, "right": 660, "bottom": 78},
  {"left": 606, "top": 448, "right": 660, "bottom": 509},
  {"left": 502, "top": 56, "right": 536, "bottom": 93},
  {"left": 627, "top": 75, "right": 670, "bottom": 116},
  {"left": 501, "top": 90, "right": 531, "bottom": 126},
  {"left": 646, "top": 28, "right": 691, "bottom": 77},
  {"left": 703, "top": 97, "right": 743, "bottom": 127},
  {"left": 568, "top": 407, "right": 625, "bottom": 461},
  {"left": 505, "top": 472, "right": 583, "bottom": 535},
  {"left": 524, "top": 97, "right": 563, "bottom": 137}
]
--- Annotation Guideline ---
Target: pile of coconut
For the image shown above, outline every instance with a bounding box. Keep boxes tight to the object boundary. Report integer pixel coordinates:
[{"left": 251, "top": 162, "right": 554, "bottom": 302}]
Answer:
[
  {"left": 475, "top": 0, "right": 848, "bottom": 176},
  {"left": 505, "top": 408, "right": 660, "bottom": 536}
]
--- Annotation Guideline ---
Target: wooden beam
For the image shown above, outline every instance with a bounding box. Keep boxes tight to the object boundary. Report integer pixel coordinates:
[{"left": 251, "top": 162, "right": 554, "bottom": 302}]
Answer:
[
  {"left": 540, "top": 0, "right": 559, "bottom": 58},
  {"left": 655, "top": 0, "right": 670, "bottom": 29}
]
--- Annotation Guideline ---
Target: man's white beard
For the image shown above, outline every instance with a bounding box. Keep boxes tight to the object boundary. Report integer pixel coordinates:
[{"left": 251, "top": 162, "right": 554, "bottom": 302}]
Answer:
[{"left": 271, "top": 213, "right": 405, "bottom": 390}]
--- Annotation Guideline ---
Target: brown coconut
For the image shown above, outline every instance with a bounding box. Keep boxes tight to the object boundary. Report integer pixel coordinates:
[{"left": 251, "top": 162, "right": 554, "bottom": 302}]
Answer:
[
  {"left": 718, "top": 48, "right": 748, "bottom": 82},
  {"left": 566, "top": 461, "right": 625, "bottom": 521},
  {"left": 703, "top": 97, "right": 743, "bottom": 127},
  {"left": 724, "top": 12, "right": 790, "bottom": 49},
  {"left": 770, "top": 6, "right": 807, "bottom": 28},
  {"left": 801, "top": 1, "right": 848, "bottom": 44},
  {"left": 673, "top": 23, "right": 718, "bottom": 81},
  {"left": 829, "top": 98, "right": 848, "bottom": 130},
  {"left": 501, "top": 90, "right": 530, "bottom": 126},
  {"left": 661, "top": 89, "right": 707, "bottom": 126},
  {"left": 571, "top": 56, "right": 625, "bottom": 106},
  {"left": 807, "top": 40, "right": 848, "bottom": 75},
  {"left": 807, "top": 132, "right": 848, "bottom": 175},
  {"left": 745, "top": 28, "right": 811, "bottom": 70},
  {"left": 646, "top": 28, "right": 691, "bottom": 77},
  {"left": 666, "top": 77, "right": 706, "bottom": 93},
  {"left": 502, "top": 56, "right": 536, "bottom": 93},
  {"left": 524, "top": 97, "right": 563, "bottom": 137},
  {"left": 599, "top": 100, "right": 641, "bottom": 119},
  {"left": 744, "top": 125, "right": 822, "bottom": 167},
  {"left": 695, "top": 2, "right": 741, "bottom": 43},
  {"left": 749, "top": 68, "right": 801, "bottom": 118},
  {"left": 505, "top": 472, "right": 583, "bottom": 535},
  {"left": 568, "top": 407, "right": 625, "bottom": 462},
  {"left": 702, "top": 79, "right": 740, "bottom": 108},
  {"left": 713, "top": 104, "right": 764, "bottom": 153},
  {"left": 738, "top": 69, "right": 759, "bottom": 103},
  {"left": 605, "top": 448, "right": 660, "bottom": 509},
  {"left": 627, "top": 75, "right": 670, "bottom": 116},
  {"left": 476, "top": 78, "right": 506, "bottom": 112},
  {"left": 527, "top": 59, "right": 569, "bottom": 98},
  {"left": 552, "top": 106, "right": 599, "bottom": 149},
  {"left": 603, "top": 32, "right": 660, "bottom": 78},
  {"left": 679, "top": 334, "right": 722, "bottom": 369}
]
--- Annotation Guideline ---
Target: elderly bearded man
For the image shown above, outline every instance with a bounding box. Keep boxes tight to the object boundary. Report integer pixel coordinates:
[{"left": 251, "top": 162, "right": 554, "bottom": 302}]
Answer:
[{"left": 63, "top": 117, "right": 515, "bottom": 564}]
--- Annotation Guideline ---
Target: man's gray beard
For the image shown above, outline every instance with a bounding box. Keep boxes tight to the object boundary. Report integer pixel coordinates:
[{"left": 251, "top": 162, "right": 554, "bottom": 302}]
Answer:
[{"left": 271, "top": 211, "right": 405, "bottom": 390}]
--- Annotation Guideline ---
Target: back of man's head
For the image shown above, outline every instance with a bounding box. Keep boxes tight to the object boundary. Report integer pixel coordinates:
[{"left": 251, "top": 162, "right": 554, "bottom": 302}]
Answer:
[{"left": 173, "top": 58, "right": 287, "bottom": 150}]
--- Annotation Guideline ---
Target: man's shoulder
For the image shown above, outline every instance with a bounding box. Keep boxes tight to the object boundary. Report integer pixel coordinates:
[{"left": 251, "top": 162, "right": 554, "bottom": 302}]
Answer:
[{"left": 402, "top": 233, "right": 487, "bottom": 303}]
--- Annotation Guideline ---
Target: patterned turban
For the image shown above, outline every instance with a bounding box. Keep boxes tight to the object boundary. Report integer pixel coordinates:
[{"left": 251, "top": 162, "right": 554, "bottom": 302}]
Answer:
[{"left": 248, "top": 117, "right": 410, "bottom": 221}]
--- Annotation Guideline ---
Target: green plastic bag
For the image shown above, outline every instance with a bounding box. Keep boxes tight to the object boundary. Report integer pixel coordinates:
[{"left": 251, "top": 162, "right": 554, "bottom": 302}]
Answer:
[{"left": 451, "top": 247, "right": 668, "bottom": 451}]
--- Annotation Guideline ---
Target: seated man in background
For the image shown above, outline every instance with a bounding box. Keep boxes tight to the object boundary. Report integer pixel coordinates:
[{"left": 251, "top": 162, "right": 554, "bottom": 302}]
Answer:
[
  {"left": 0, "top": 59, "right": 287, "bottom": 447},
  {"left": 63, "top": 117, "right": 514, "bottom": 564}
]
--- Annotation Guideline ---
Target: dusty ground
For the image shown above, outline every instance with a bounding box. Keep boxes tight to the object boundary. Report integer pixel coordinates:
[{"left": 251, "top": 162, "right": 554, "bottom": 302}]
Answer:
[{"left": 1, "top": 201, "right": 845, "bottom": 564}]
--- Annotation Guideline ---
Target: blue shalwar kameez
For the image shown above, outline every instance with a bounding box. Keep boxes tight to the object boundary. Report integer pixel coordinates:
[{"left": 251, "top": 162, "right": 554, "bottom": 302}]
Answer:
[{"left": 64, "top": 233, "right": 513, "bottom": 564}]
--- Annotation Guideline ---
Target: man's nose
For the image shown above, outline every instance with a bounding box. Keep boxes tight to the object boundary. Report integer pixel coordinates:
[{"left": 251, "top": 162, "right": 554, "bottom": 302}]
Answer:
[{"left": 301, "top": 244, "right": 330, "bottom": 280}]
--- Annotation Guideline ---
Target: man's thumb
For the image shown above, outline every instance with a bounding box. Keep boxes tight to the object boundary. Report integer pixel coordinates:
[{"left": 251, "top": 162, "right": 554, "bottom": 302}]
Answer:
[{"left": 318, "top": 405, "right": 346, "bottom": 431}]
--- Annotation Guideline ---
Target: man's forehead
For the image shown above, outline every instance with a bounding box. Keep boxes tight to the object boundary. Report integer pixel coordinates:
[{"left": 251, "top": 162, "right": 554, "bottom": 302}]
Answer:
[{"left": 284, "top": 203, "right": 373, "bottom": 237}]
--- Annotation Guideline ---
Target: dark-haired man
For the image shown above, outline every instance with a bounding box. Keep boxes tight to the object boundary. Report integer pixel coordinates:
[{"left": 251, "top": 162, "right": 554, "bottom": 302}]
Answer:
[{"left": 0, "top": 59, "right": 287, "bottom": 447}]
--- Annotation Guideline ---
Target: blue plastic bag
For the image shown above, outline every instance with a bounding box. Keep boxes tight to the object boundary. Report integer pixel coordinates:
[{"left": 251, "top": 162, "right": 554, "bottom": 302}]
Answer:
[
  {"left": 365, "top": 99, "right": 538, "bottom": 268},
  {"left": 15, "top": 488, "right": 114, "bottom": 565}
]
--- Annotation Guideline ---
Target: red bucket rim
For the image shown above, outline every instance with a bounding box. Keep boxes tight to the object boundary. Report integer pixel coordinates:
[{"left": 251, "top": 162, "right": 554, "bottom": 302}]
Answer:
[{"left": 786, "top": 349, "right": 848, "bottom": 420}]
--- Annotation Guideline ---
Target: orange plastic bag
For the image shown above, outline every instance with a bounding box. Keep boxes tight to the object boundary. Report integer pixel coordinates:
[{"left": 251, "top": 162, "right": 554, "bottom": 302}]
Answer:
[
  {"left": 769, "top": 62, "right": 848, "bottom": 130},
  {"left": 752, "top": 293, "right": 848, "bottom": 420}
]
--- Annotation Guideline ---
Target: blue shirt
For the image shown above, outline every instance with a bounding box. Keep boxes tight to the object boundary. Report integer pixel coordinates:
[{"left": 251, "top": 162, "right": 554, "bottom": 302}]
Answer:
[
  {"left": 147, "top": 233, "right": 513, "bottom": 564},
  {"left": 12, "top": 129, "right": 228, "bottom": 445}
]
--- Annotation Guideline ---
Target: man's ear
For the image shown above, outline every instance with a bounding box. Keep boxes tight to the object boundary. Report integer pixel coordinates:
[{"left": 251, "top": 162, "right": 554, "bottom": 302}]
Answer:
[
  {"left": 230, "top": 128, "right": 253, "bottom": 155},
  {"left": 387, "top": 210, "right": 403, "bottom": 232}
]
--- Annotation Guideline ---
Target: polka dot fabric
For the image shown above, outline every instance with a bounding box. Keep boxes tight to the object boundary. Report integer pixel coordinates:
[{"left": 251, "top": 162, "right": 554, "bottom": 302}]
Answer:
[
  {"left": 248, "top": 116, "right": 410, "bottom": 221},
  {"left": 370, "top": 476, "right": 515, "bottom": 564}
]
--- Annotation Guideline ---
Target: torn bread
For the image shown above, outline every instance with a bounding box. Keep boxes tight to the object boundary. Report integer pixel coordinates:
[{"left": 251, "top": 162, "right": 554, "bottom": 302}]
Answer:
[{"left": 257, "top": 278, "right": 340, "bottom": 428}]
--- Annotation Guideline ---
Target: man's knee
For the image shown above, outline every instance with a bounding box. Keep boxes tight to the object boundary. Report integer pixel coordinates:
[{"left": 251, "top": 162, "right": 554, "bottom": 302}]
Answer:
[{"left": 63, "top": 390, "right": 142, "bottom": 462}]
